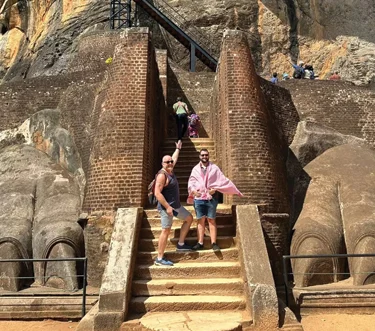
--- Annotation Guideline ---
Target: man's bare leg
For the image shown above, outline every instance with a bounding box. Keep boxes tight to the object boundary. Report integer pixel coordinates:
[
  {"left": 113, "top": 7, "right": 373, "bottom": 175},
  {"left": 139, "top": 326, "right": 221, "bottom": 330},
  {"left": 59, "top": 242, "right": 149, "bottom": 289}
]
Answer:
[
  {"left": 157, "top": 228, "right": 171, "bottom": 260},
  {"left": 196, "top": 217, "right": 206, "bottom": 244},
  {"left": 207, "top": 218, "right": 217, "bottom": 244},
  {"left": 178, "top": 214, "right": 193, "bottom": 243}
]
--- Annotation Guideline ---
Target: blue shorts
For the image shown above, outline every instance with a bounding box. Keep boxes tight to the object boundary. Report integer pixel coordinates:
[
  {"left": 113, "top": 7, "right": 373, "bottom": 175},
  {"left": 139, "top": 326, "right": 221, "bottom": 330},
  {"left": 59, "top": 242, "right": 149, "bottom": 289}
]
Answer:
[
  {"left": 194, "top": 198, "right": 218, "bottom": 219},
  {"left": 159, "top": 206, "right": 192, "bottom": 229}
]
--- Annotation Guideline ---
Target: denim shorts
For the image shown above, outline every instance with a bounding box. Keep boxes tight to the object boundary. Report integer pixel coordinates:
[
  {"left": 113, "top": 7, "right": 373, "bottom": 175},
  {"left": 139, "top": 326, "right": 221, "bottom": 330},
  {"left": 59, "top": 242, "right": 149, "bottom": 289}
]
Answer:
[
  {"left": 159, "top": 206, "right": 192, "bottom": 229},
  {"left": 194, "top": 198, "right": 218, "bottom": 219}
]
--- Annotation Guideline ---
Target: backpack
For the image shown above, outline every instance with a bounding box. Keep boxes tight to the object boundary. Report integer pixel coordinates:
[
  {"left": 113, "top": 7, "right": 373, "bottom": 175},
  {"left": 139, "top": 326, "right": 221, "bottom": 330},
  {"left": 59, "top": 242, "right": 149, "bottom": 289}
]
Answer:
[
  {"left": 293, "top": 67, "right": 304, "bottom": 79},
  {"left": 147, "top": 171, "right": 167, "bottom": 206}
]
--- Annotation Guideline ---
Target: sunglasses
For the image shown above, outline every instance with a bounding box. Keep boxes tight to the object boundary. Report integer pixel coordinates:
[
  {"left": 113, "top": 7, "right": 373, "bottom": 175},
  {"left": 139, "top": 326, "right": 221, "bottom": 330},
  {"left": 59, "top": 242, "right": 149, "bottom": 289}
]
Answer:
[
  {"left": 163, "top": 160, "right": 174, "bottom": 164},
  {"left": 200, "top": 154, "right": 209, "bottom": 157}
]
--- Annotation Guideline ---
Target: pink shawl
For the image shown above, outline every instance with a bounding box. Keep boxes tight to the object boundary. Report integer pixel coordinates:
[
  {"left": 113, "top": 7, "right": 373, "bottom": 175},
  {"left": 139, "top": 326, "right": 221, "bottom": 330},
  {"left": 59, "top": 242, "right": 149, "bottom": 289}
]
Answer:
[{"left": 188, "top": 162, "right": 243, "bottom": 201}]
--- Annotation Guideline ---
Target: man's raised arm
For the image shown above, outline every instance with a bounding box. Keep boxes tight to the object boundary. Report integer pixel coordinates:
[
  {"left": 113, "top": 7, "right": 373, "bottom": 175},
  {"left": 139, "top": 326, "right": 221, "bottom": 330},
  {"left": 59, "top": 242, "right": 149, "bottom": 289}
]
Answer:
[{"left": 172, "top": 140, "right": 182, "bottom": 165}]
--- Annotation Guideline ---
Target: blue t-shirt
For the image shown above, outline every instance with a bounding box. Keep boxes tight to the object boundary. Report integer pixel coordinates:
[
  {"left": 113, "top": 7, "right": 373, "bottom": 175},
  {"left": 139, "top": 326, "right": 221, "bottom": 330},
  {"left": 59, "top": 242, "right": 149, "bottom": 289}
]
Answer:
[{"left": 270, "top": 77, "right": 278, "bottom": 84}]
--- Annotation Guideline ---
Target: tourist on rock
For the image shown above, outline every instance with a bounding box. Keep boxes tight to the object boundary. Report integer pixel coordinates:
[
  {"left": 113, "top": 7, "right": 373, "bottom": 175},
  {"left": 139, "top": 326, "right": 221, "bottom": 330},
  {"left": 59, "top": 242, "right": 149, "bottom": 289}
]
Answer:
[
  {"left": 304, "top": 64, "right": 315, "bottom": 80},
  {"left": 188, "top": 149, "right": 243, "bottom": 252},
  {"left": 173, "top": 97, "right": 190, "bottom": 141},
  {"left": 154, "top": 140, "right": 193, "bottom": 266},
  {"left": 329, "top": 71, "right": 341, "bottom": 80},
  {"left": 270, "top": 72, "right": 278, "bottom": 84},
  {"left": 291, "top": 60, "right": 305, "bottom": 79},
  {"left": 282, "top": 73, "right": 290, "bottom": 80}
]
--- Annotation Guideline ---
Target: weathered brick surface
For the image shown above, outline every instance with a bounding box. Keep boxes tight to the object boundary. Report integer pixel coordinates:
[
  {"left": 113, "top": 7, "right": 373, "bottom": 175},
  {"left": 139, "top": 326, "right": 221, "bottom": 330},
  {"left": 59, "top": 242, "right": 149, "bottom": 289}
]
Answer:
[
  {"left": 59, "top": 74, "right": 106, "bottom": 177},
  {"left": 211, "top": 30, "right": 289, "bottom": 213},
  {"left": 279, "top": 79, "right": 375, "bottom": 147},
  {"left": 83, "top": 211, "right": 116, "bottom": 287},
  {"left": 83, "top": 28, "right": 166, "bottom": 212},
  {"left": 260, "top": 213, "right": 290, "bottom": 286},
  {"left": 69, "top": 31, "right": 121, "bottom": 73},
  {"left": 260, "top": 79, "right": 300, "bottom": 147},
  {"left": 0, "top": 77, "right": 69, "bottom": 130},
  {"left": 167, "top": 65, "right": 215, "bottom": 138}
]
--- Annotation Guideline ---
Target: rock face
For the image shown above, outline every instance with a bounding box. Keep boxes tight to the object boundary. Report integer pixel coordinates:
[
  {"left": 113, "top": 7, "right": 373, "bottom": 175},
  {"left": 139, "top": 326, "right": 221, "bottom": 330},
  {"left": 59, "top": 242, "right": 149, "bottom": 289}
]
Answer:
[
  {"left": 0, "top": 0, "right": 108, "bottom": 80},
  {"left": 290, "top": 120, "right": 366, "bottom": 167},
  {"left": 1, "top": 0, "right": 375, "bottom": 84},
  {"left": 291, "top": 144, "right": 375, "bottom": 287}
]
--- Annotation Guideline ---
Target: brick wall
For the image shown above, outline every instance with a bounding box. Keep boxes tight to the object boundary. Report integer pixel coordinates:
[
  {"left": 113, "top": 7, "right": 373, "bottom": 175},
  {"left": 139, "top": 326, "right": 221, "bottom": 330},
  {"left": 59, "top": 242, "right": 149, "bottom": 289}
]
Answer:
[
  {"left": 280, "top": 80, "right": 375, "bottom": 147},
  {"left": 260, "top": 79, "right": 300, "bottom": 147},
  {"left": 0, "top": 77, "right": 69, "bottom": 131},
  {"left": 83, "top": 28, "right": 166, "bottom": 212},
  {"left": 68, "top": 31, "right": 121, "bottom": 73},
  {"left": 260, "top": 213, "right": 290, "bottom": 286},
  {"left": 211, "top": 30, "right": 289, "bottom": 213},
  {"left": 167, "top": 65, "right": 215, "bottom": 138}
]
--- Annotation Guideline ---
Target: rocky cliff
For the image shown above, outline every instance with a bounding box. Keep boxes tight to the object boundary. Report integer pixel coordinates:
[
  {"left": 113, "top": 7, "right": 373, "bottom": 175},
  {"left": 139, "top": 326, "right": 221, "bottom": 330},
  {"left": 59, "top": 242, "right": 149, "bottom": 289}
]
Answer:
[{"left": 1, "top": 0, "right": 375, "bottom": 85}]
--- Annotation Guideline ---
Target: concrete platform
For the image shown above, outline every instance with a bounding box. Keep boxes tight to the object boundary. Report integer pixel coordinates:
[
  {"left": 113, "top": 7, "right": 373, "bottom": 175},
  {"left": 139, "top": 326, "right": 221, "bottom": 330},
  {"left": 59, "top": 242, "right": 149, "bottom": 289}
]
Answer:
[
  {"left": 0, "top": 286, "right": 99, "bottom": 320},
  {"left": 293, "top": 279, "right": 375, "bottom": 315},
  {"left": 124, "top": 311, "right": 252, "bottom": 331}
]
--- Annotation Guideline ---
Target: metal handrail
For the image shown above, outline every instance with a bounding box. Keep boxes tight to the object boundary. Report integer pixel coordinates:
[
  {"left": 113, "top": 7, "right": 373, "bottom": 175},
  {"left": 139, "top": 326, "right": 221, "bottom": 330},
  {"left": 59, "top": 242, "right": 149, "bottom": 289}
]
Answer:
[
  {"left": 282, "top": 253, "right": 375, "bottom": 307},
  {"left": 134, "top": 0, "right": 217, "bottom": 70},
  {"left": 149, "top": 0, "right": 219, "bottom": 56},
  {"left": 0, "top": 257, "right": 88, "bottom": 317}
]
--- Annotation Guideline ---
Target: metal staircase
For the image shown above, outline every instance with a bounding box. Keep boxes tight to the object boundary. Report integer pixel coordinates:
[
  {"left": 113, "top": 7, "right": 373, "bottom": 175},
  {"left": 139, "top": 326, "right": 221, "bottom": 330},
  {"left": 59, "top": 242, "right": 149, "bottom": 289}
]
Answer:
[{"left": 109, "top": 0, "right": 218, "bottom": 72}]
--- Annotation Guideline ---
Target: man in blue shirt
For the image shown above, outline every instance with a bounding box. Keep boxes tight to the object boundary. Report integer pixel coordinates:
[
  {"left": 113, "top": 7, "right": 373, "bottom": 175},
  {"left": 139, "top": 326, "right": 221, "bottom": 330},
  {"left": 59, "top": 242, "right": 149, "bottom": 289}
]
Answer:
[
  {"left": 291, "top": 60, "right": 305, "bottom": 79},
  {"left": 270, "top": 72, "right": 278, "bottom": 84}
]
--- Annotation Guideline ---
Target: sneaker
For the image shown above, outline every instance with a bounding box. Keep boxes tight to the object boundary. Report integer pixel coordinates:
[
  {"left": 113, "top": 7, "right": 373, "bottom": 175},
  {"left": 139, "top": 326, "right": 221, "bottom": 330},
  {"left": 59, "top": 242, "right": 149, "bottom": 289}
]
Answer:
[
  {"left": 212, "top": 243, "right": 221, "bottom": 252},
  {"left": 192, "top": 243, "right": 204, "bottom": 251},
  {"left": 176, "top": 243, "right": 193, "bottom": 251},
  {"left": 154, "top": 257, "right": 174, "bottom": 266}
]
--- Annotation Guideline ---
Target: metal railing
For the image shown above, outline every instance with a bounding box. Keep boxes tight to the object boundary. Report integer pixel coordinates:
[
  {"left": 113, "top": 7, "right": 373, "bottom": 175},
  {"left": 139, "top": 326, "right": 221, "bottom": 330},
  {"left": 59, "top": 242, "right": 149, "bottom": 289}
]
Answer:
[
  {"left": 282, "top": 253, "right": 375, "bottom": 307},
  {"left": 0, "top": 257, "right": 88, "bottom": 317},
  {"left": 110, "top": 0, "right": 132, "bottom": 29},
  {"left": 150, "top": 0, "right": 219, "bottom": 58},
  {"left": 109, "top": 0, "right": 218, "bottom": 71}
]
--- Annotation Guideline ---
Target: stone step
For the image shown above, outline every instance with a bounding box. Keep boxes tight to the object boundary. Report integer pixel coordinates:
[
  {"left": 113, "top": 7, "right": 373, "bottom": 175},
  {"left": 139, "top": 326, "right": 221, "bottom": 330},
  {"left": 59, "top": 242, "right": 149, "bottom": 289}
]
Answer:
[
  {"left": 140, "top": 224, "right": 235, "bottom": 239},
  {"left": 162, "top": 146, "right": 216, "bottom": 153},
  {"left": 132, "top": 278, "right": 244, "bottom": 296},
  {"left": 142, "top": 214, "right": 234, "bottom": 227},
  {"left": 122, "top": 311, "right": 253, "bottom": 331},
  {"left": 172, "top": 156, "right": 217, "bottom": 163},
  {"left": 0, "top": 295, "right": 98, "bottom": 319},
  {"left": 129, "top": 295, "right": 246, "bottom": 313},
  {"left": 163, "top": 138, "right": 214, "bottom": 144},
  {"left": 138, "top": 236, "right": 236, "bottom": 252},
  {"left": 143, "top": 205, "right": 233, "bottom": 218},
  {"left": 134, "top": 261, "right": 241, "bottom": 280},
  {"left": 293, "top": 287, "right": 375, "bottom": 315},
  {"left": 137, "top": 247, "right": 239, "bottom": 263}
]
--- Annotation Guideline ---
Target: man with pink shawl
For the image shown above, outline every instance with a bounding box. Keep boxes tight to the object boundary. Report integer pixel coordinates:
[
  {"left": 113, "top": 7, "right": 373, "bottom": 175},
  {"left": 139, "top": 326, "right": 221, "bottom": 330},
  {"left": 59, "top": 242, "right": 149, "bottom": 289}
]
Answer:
[{"left": 188, "top": 149, "right": 243, "bottom": 251}]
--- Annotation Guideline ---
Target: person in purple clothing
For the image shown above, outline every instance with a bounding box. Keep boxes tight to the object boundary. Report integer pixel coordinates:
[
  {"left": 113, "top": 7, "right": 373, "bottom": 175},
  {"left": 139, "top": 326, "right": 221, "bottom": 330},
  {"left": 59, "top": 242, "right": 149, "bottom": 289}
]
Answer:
[{"left": 188, "top": 113, "right": 201, "bottom": 138}]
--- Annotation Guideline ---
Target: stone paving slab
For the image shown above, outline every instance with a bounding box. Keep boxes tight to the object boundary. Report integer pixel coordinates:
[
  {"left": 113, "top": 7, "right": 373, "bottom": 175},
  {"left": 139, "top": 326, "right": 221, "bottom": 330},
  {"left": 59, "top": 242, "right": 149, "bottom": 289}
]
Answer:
[{"left": 139, "top": 311, "right": 247, "bottom": 331}]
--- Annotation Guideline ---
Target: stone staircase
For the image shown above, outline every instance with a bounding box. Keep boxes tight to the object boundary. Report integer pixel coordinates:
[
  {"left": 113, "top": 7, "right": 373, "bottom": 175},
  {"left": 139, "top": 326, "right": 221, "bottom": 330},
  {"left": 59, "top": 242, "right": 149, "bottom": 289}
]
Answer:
[{"left": 123, "top": 138, "right": 252, "bottom": 331}]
